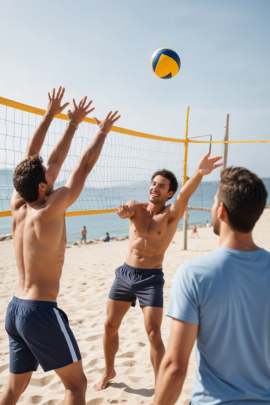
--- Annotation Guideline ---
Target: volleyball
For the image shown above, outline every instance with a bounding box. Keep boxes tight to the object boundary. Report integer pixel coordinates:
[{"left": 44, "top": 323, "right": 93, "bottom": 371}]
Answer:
[{"left": 151, "top": 48, "right": 181, "bottom": 79}]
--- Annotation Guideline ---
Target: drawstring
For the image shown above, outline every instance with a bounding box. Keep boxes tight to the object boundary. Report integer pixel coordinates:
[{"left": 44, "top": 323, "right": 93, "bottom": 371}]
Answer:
[{"left": 131, "top": 268, "right": 141, "bottom": 278}]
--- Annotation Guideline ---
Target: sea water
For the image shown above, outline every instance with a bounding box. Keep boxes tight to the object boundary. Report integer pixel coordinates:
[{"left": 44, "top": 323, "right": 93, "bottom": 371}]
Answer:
[{"left": 1, "top": 177, "right": 270, "bottom": 244}]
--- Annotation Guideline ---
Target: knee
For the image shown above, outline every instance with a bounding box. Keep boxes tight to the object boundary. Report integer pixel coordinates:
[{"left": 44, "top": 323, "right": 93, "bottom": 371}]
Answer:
[
  {"left": 4, "top": 385, "right": 24, "bottom": 401},
  {"left": 147, "top": 327, "right": 161, "bottom": 348},
  {"left": 104, "top": 319, "right": 119, "bottom": 336},
  {"left": 66, "top": 373, "right": 87, "bottom": 395}
]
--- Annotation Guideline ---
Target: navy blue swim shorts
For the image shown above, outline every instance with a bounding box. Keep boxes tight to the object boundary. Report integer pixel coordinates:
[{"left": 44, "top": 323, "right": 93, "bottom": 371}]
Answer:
[
  {"left": 5, "top": 297, "right": 81, "bottom": 374},
  {"left": 108, "top": 262, "right": 165, "bottom": 308}
]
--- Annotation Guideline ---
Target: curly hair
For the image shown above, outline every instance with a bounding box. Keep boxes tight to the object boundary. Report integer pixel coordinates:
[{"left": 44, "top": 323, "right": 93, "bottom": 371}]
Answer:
[
  {"left": 13, "top": 155, "right": 47, "bottom": 203},
  {"left": 151, "top": 169, "right": 178, "bottom": 200},
  {"left": 218, "top": 167, "right": 268, "bottom": 233}
]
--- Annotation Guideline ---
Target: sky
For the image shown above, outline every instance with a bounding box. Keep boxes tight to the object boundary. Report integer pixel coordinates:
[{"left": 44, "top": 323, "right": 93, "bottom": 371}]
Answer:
[{"left": 0, "top": 0, "right": 269, "bottom": 181}]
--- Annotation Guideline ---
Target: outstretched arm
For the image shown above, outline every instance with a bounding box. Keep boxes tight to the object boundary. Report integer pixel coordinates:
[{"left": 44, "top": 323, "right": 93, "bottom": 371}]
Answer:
[
  {"left": 11, "top": 87, "right": 69, "bottom": 213},
  {"left": 24, "top": 87, "right": 69, "bottom": 159},
  {"left": 46, "top": 109, "right": 121, "bottom": 216},
  {"left": 46, "top": 96, "right": 95, "bottom": 182},
  {"left": 116, "top": 203, "right": 136, "bottom": 219},
  {"left": 169, "top": 152, "right": 223, "bottom": 222},
  {"left": 152, "top": 319, "right": 198, "bottom": 405}
]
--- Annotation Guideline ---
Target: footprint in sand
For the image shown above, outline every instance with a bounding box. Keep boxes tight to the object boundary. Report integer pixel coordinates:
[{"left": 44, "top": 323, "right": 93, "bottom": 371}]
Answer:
[
  {"left": 86, "top": 334, "right": 103, "bottom": 342},
  {"left": 49, "top": 381, "right": 62, "bottom": 391},
  {"left": 117, "top": 351, "right": 134, "bottom": 359},
  {"left": 29, "top": 375, "right": 55, "bottom": 387},
  {"left": 86, "top": 399, "right": 104, "bottom": 405},
  {"left": 136, "top": 342, "right": 146, "bottom": 347},
  {"left": 0, "top": 364, "right": 9, "bottom": 373},
  {"left": 29, "top": 396, "right": 43, "bottom": 404},
  {"left": 87, "top": 358, "right": 99, "bottom": 367},
  {"left": 120, "top": 360, "right": 136, "bottom": 367}
]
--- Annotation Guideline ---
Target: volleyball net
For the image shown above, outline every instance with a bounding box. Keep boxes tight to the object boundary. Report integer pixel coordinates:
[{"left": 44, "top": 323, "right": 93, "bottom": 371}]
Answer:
[{"left": 0, "top": 97, "right": 184, "bottom": 218}]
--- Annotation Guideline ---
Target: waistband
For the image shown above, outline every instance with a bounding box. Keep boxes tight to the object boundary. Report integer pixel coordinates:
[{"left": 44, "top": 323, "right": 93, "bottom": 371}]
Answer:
[
  {"left": 123, "top": 262, "right": 162, "bottom": 273},
  {"left": 11, "top": 296, "right": 58, "bottom": 308}
]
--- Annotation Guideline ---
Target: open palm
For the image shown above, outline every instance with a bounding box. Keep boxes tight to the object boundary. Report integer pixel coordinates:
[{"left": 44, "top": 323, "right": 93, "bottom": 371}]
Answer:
[{"left": 198, "top": 152, "right": 223, "bottom": 176}]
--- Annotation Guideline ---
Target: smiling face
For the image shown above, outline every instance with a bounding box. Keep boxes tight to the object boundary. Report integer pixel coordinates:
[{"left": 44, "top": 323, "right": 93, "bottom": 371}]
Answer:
[{"left": 149, "top": 175, "right": 174, "bottom": 205}]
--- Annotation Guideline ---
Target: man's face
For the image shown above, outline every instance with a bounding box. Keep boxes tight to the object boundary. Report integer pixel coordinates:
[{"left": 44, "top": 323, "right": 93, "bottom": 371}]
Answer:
[
  {"left": 149, "top": 175, "right": 173, "bottom": 205},
  {"left": 43, "top": 166, "right": 54, "bottom": 196},
  {"left": 211, "top": 191, "right": 220, "bottom": 236}
]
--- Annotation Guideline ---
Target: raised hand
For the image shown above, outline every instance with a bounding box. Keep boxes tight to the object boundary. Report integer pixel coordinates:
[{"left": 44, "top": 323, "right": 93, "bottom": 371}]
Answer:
[
  {"left": 67, "top": 97, "right": 95, "bottom": 126},
  {"left": 116, "top": 204, "right": 135, "bottom": 219},
  {"left": 197, "top": 152, "right": 223, "bottom": 176},
  {"left": 46, "top": 87, "right": 69, "bottom": 117},
  {"left": 94, "top": 111, "right": 121, "bottom": 135}
]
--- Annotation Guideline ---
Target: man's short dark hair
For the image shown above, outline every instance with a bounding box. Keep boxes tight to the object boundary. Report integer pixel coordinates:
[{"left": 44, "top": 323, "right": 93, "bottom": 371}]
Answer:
[
  {"left": 218, "top": 167, "right": 268, "bottom": 233},
  {"left": 13, "top": 155, "right": 47, "bottom": 203},
  {"left": 151, "top": 169, "right": 178, "bottom": 200}
]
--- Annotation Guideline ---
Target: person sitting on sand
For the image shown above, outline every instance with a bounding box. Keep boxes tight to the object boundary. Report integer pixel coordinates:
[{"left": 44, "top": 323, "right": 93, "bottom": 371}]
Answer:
[
  {"left": 103, "top": 232, "right": 110, "bottom": 242},
  {"left": 80, "top": 226, "right": 87, "bottom": 244},
  {"left": 152, "top": 167, "right": 270, "bottom": 405},
  {"left": 191, "top": 224, "right": 199, "bottom": 238},
  {"left": 93, "top": 152, "right": 223, "bottom": 391},
  {"left": 0, "top": 86, "right": 120, "bottom": 405}
]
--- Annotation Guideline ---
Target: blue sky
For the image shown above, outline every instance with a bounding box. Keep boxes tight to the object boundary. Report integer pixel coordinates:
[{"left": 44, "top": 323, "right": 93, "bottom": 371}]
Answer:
[{"left": 0, "top": 0, "right": 269, "bottom": 180}]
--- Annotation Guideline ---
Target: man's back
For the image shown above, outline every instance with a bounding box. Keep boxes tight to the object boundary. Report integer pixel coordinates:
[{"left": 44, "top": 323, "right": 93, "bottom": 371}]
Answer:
[
  {"left": 167, "top": 247, "right": 270, "bottom": 405},
  {"left": 12, "top": 203, "right": 66, "bottom": 302}
]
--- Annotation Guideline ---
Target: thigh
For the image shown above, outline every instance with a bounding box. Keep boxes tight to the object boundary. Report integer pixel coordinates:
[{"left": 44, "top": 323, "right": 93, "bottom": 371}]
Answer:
[
  {"left": 142, "top": 306, "right": 163, "bottom": 333},
  {"left": 106, "top": 299, "right": 131, "bottom": 328},
  {"left": 108, "top": 268, "right": 136, "bottom": 307},
  {"left": 136, "top": 278, "right": 164, "bottom": 309},
  {"left": 5, "top": 371, "right": 33, "bottom": 395},
  {"left": 54, "top": 359, "right": 85, "bottom": 390}
]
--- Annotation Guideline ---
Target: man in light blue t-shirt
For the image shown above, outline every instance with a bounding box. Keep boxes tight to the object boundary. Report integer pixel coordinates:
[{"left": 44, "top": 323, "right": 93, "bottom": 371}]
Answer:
[{"left": 153, "top": 167, "right": 269, "bottom": 405}]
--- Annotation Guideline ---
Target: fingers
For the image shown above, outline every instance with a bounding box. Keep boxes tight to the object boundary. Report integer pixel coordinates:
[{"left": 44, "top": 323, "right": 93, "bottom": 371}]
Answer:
[
  {"left": 62, "top": 102, "right": 70, "bottom": 110},
  {"left": 86, "top": 107, "right": 95, "bottom": 114},
  {"left": 52, "top": 88, "right": 55, "bottom": 99},
  {"left": 48, "top": 92, "right": 51, "bottom": 101},
  {"left": 105, "top": 111, "right": 112, "bottom": 120},
  {"left": 213, "top": 163, "right": 223, "bottom": 169},
  {"left": 210, "top": 156, "right": 222, "bottom": 163},
  {"left": 60, "top": 87, "right": 65, "bottom": 100},
  {"left": 85, "top": 100, "right": 93, "bottom": 110},
  {"left": 79, "top": 96, "right": 87, "bottom": 108},
  {"left": 112, "top": 114, "right": 121, "bottom": 124},
  {"left": 93, "top": 117, "right": 100, "bottom": 125},
  {"left": 73, "top": 98, "right": 78, "bottom": 110},
  {"left": 56, "top": 86, "right": 62, "bottom": 98}
]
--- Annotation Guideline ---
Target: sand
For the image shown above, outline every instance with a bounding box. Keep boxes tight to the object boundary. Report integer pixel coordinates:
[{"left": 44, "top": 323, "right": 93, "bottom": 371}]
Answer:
[{"left": 0, "top": 209, "right": 269, "bottom": 405}]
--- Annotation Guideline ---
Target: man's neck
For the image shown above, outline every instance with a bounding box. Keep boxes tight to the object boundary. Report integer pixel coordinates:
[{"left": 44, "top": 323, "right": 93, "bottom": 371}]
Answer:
[
  {"left": 146, "top": 201, "right": 167, "bottom": 216},
  {"left": 28, "top": 195, "right": 47, "bottom": 210},
  {"left": 219, "top": 225, "right": 259, "bottom": 252}
]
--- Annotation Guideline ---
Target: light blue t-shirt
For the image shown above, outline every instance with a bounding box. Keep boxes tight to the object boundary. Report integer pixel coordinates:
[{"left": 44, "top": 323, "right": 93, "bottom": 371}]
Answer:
[{"left": 166, "top": 247, "right": 270, "bottom": 405}]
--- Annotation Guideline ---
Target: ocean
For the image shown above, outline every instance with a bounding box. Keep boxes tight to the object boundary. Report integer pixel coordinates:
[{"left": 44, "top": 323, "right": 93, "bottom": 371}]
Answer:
[{"left": 1, "top": 172, "right": 270, "bottom": 243}]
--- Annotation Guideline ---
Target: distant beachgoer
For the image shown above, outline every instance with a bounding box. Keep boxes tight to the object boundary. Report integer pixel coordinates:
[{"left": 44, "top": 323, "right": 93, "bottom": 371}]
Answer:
[
  {"left": 152, "top": 167, "right": 269, "bottom": 405},
  {"left": 103, "top": 232, "right": 110, "bottom": 242},
  {"left": 80, "top": 226, "right": 87, "bottom": 244},
  {"left": 206, "top": 220, "right": 211, "bottom": 228},
  {"left": 191, "top": 224, "right": 199, "bottom": 238}
]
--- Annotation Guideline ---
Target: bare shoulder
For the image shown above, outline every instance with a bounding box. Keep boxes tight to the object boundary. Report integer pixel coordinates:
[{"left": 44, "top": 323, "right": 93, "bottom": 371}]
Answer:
[{"left": 10, "top": 190, "right": 26, "bottom": 214}]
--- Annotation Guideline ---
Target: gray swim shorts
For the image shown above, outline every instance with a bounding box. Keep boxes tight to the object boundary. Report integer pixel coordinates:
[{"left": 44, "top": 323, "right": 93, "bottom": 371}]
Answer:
[{"left": 109, "top": 262, "right": 165, "bottom": 308}]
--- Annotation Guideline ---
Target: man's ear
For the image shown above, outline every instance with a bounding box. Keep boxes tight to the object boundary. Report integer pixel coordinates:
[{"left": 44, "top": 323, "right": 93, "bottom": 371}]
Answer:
[
  {"left": 218, "top": 202, "right": 227, "bottom": 219},
  {"left": 167, "top": 191, "right": 174, "bottom": 200},
  {"left": 38, "top": 182, "right": 46, "bottom": 194}
]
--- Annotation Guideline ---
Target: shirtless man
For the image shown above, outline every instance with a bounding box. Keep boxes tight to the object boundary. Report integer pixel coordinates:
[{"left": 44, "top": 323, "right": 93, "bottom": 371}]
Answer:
[
  {"left": 0, "top": 87, "right": 120, "bottom": 405},
  {"left": 94, "top": 153, "right": 223, "bottom": 391},
  {"left": 81, "top": 226, "right": 87, "bottom": 244}
]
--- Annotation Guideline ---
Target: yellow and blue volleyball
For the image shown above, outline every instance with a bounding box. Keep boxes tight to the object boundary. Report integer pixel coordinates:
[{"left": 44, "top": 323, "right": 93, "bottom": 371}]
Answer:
[{"left": 151, "top": 48, "right": 181, "bottom": 79}]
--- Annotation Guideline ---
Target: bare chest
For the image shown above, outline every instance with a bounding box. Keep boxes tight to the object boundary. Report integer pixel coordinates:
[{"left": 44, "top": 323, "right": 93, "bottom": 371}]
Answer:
[{"left": 130, "top": 210, "right": 168, "bottom": 238}]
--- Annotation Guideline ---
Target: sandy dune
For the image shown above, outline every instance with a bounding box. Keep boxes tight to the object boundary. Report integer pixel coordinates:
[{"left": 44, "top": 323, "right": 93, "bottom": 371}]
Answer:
[{"left": 0, "top": 209, "right": 269, "bottom": 405}]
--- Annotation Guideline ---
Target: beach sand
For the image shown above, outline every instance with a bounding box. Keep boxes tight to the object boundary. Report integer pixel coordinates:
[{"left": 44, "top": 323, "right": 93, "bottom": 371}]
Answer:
[{"left": 0, "top": 209, "right": 269, "bottom": 405}]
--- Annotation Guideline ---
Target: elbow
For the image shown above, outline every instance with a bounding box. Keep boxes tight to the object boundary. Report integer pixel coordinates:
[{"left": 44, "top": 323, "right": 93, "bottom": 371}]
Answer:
[
  {"left": 169, "top": 363, "right": 188, "bottom": 384},
  {"left": 179, "top": 188, "right": 189, "bottom": 201}
]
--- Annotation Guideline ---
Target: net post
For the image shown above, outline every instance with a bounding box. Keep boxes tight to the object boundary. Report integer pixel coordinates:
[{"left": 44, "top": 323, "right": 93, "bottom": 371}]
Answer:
[
  {"left": 223, "top": 114, "right": 229, "bottom": 171},
  {"left": 182, "top": 106, "right": 190, "bottom": 250}
]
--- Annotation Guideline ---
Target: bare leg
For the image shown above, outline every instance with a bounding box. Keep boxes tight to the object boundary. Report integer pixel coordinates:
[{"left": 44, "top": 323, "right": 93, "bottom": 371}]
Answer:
[
  {"left": 142, "top": 306, "right": 165, "bottom": 383},
  {"left": 55, "top": 360, "right": 87, "bottom": 405},
  {"left": 0, "top": 371, "right": 33, "bottom": 405},
  {"left": 93, "top": 299, "right": 131, "bottom": 391}
]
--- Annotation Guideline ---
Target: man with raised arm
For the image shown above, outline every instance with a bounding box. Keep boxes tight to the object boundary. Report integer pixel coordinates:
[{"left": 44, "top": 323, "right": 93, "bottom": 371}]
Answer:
[
  {"left": 94, "top": 153, "right": 223, "bottom": 391},
  {"left": 0, "top": 87, "right": 120, "bottom": 405},
  {"left": 152, "top": 167, "right": 269, "bottom": 405}
]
